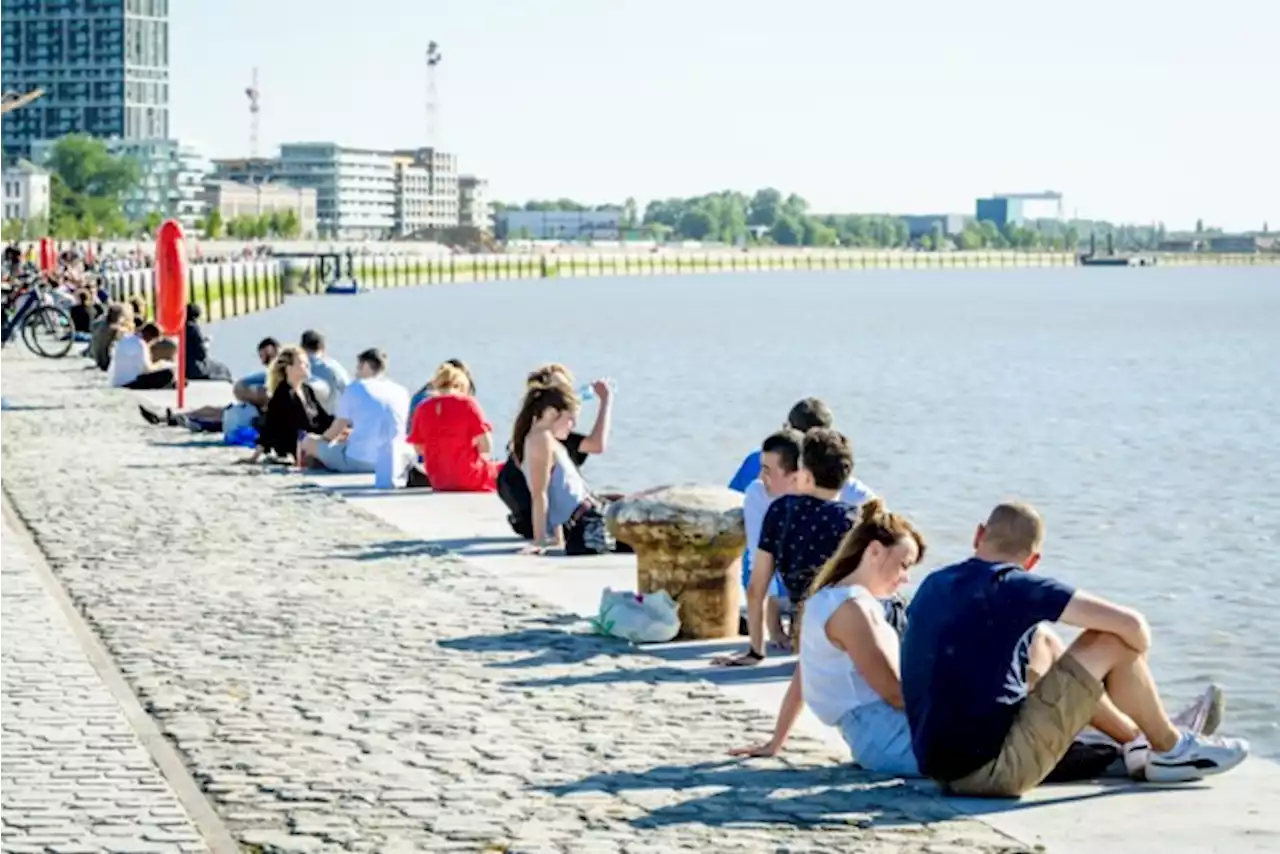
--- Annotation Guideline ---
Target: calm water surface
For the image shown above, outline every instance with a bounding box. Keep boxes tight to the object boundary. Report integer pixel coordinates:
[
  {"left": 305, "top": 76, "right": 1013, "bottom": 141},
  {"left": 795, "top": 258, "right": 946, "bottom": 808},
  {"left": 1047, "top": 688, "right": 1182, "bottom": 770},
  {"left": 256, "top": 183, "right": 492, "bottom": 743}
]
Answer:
[{"left": 212, "top": 267, "right": 1280, "bottom": 757}]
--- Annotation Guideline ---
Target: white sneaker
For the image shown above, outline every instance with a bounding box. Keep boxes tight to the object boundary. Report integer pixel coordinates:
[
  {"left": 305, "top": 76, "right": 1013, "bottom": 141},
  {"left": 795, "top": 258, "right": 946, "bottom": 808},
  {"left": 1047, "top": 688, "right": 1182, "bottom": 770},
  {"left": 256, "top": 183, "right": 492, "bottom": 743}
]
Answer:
[
  {"left": 1144, "top": 731, "right": 1250, "bottom": 784},
  {"left": 1125, "top": 685, "right": 1225, "bottom": 780},
  {"left": 1123, "top": 737, "right": 1151, "bottom": 779}
]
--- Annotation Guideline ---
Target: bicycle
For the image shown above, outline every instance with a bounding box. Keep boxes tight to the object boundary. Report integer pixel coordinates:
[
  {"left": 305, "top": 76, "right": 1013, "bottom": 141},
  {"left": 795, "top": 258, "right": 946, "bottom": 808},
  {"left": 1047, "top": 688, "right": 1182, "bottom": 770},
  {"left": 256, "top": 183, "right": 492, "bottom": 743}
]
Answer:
[{"left": 1, "top": 275, "right": 75, "bottom": 359}]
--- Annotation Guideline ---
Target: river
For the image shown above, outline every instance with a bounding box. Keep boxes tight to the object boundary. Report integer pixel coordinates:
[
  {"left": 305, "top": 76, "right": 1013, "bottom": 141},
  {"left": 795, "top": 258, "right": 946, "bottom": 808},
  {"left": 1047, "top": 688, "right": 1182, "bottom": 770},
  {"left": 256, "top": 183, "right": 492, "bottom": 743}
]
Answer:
[{"left": 210, "top": 265, "right": 1280, "bottom": 757}]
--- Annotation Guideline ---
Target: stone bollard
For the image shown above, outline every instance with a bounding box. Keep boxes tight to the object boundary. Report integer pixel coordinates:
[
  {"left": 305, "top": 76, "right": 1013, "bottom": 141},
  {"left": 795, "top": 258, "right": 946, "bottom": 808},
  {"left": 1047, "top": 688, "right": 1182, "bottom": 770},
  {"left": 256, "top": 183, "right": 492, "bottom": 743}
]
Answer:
[{"left": 606, "top": 484, "right": 745, "bottom": 640}]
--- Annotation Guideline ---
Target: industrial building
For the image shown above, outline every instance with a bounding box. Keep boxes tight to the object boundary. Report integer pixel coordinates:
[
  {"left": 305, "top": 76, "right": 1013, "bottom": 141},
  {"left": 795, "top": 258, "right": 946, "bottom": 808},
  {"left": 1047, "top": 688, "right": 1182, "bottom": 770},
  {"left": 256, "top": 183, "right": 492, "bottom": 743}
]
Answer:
[
  {"left": 1, "top": 0, "right": 171, "bottom": 162},
  {"left": 975, "top": 191, "right": 1064, "bottom": 228},
  {"left": 200, "top": 180, "right": 317, "bottom": 238},
  {"left": 497, "top": 209, "right": 623, "bottom": 241},
  {"left": 902, "top": 213, "right": 970, "bottom": 240}
]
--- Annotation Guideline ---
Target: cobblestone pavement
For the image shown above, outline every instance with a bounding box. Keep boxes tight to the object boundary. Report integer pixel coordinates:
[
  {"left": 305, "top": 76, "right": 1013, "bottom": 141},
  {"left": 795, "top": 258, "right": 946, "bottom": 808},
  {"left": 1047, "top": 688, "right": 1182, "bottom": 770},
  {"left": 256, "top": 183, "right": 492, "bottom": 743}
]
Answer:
[
  {"left": 1, "top": 355, "right": 1028, "bottom": 854},
  {"left": 1, "top": 511, "right": 211, "bottom": 853}
]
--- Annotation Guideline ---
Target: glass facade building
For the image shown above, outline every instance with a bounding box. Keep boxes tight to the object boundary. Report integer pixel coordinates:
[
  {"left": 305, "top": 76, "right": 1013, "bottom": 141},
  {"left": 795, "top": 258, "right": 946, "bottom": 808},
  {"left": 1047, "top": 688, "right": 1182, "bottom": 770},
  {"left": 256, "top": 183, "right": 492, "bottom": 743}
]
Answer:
[{"left": 1, "top": 0, "right": 170, "bottom": 161}]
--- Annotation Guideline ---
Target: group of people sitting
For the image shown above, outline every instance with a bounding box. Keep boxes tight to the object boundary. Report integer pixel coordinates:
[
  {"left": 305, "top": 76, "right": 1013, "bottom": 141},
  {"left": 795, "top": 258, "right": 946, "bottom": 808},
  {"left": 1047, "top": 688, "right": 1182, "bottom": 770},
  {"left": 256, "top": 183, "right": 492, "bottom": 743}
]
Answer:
[
  {"left": 711, "top": 397, "right": 1248, "bottom": 796},
  {"left": 125, "top": 324, "right": 626, "bottom": 556},
  {"left": 80, "top": 294, "right": 233, "bottom": 388},
  {"left": 112, "top": 318, "right": 1251, "bottom": 797}
]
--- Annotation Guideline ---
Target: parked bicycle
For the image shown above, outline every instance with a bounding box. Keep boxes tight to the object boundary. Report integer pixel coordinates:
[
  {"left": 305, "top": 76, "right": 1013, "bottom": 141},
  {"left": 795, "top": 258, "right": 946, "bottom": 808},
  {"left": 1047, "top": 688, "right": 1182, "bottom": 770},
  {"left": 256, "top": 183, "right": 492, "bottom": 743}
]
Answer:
[{"left": 1, "top": 274, "right": 75, "bottom": 358}]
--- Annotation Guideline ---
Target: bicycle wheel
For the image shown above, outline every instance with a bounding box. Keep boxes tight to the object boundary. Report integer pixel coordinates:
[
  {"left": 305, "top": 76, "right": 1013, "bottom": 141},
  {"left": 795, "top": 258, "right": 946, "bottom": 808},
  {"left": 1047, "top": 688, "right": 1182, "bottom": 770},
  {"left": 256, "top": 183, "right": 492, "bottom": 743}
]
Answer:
[{"left": 22, "top": 305, "right": 74, "bottom": 358}]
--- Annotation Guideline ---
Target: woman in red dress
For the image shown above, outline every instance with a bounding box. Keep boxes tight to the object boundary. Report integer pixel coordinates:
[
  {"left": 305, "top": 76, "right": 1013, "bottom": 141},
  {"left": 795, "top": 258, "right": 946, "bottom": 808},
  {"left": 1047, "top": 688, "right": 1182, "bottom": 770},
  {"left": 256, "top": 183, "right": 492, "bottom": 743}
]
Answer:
[{"left": 408, "top": 362, "right": 500, "bottom": 491}]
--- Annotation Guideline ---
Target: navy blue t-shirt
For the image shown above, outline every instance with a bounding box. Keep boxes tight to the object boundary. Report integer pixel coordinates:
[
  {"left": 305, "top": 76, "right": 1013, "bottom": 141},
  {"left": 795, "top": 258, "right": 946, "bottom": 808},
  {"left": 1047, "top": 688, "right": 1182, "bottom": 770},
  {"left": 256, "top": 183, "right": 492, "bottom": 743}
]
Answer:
[
  {"left": 901, "top": 558, "right": 1076, "bottom": 782},
  {"left": 758, "top": 495, "right": 855, "bottom": 602}
]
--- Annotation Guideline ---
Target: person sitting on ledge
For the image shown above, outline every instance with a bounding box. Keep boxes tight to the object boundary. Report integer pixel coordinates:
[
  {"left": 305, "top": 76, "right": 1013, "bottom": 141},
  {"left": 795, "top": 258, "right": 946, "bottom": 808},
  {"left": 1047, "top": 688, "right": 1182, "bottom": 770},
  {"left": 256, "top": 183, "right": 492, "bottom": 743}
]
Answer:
[
  {"left": 246, "top": 345, "right": 332, "bottom": 463},
  {"left": 300, "top": 347, "right": 412, "bottom": 476},
  {"left": 714, "top": 427, "right": 861, "bottom": 667},
  {"left": 512, "top": 381, "right": 624, "bottom": 557},
  {"left": 300, "top": 328, "right": 349, "bottom": 415},
  {"left": 407, "top": 362, "right": 501, "bottom": 492},
  {"left": 69, "top": 289, "right": 96, "bottom": 338},
  {"left": 111, "top": 321, "right": 178, "bottom": 390},
  {"left": 139, "top": 337, "right": 280, "bottom": 432},
  {"left": 738, "top": 428, "right": 805, "bottom": 651},
  {"left": 128, "top": 295, "right": 147, "bottom": 331},
  {"left": 410, "top": 357, "right": 476, "bottom": 420},
  {"left": 183, "top": 304, "right": 233, "bottom": 382},
  {"left": 902, "top": 501, "right": 1248, "bottom": 797},
  {"left": 497, "top": 363, "right": 614, "bottom": 539},
  {"left": 730, "top": 398, "right": 876, "bottom": 646},
  {"left": 730, "top": 499, "right": 927, "bottom": 774},
  {"left": 90, "top": 302, "right": 131, "bottom": 371}
]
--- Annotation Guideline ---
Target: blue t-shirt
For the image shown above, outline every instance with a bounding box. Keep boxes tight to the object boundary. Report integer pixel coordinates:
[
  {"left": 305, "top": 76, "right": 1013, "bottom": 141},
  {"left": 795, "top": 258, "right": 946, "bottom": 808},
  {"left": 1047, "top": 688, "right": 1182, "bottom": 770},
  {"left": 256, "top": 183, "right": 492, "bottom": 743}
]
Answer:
[
  {"left": 902, "top": 558, "right": 1076, "bottom": 782},
  {"left": 729, "top": 450, "right": 761, "bottom": 493},
  {"left": 758, "top": 495, "right": 856, "bottom": 602}
]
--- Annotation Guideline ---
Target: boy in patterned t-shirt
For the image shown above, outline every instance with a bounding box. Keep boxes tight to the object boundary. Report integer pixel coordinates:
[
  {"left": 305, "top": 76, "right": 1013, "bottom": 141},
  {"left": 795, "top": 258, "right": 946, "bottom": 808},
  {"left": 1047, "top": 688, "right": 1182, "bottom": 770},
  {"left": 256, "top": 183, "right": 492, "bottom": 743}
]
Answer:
[{"left": 716, "top": 428, "right": 857, "bottom": 667}]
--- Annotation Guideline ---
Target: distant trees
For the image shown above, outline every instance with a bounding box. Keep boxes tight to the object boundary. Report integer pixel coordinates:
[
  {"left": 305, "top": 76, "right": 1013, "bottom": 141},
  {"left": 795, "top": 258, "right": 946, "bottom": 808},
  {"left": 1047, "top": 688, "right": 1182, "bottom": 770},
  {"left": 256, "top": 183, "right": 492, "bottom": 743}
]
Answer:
[
  {"left": 498, "top": 187, "right": 1183, "bottom": 251},
  {"left": 43, "top": 134, "right": 140, "bottom": 239}
]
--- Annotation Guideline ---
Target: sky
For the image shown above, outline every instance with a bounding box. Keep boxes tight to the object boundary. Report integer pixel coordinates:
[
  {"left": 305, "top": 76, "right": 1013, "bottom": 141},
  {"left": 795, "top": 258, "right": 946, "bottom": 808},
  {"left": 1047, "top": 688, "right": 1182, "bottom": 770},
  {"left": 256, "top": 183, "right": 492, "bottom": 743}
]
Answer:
[{"left": 172, "top": 0, "right": 1279, "bottom": 231}]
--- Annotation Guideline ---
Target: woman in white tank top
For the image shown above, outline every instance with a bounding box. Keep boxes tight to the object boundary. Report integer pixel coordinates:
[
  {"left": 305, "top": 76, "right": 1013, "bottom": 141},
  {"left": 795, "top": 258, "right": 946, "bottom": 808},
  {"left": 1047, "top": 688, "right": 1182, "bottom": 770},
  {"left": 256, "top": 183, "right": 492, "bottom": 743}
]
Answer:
[{"left": 731, "top": 499, "right": 927, "bottom": 775}]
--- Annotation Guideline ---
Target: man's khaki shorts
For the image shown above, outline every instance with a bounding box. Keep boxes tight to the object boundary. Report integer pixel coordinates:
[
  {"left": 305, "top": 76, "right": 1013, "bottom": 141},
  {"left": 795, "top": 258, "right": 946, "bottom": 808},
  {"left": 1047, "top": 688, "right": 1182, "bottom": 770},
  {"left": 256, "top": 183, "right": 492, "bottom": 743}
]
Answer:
[{"left": 948, "top": 653, "right": 1104, "bottom": 797}]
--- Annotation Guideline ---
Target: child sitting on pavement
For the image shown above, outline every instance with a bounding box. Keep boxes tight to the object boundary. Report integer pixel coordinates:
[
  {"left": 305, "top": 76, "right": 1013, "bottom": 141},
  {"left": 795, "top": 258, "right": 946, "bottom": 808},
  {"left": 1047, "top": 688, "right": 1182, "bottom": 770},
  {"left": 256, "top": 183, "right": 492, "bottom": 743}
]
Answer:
[{"left": 715, "top": 427, "right": 861, "bottom": 667}]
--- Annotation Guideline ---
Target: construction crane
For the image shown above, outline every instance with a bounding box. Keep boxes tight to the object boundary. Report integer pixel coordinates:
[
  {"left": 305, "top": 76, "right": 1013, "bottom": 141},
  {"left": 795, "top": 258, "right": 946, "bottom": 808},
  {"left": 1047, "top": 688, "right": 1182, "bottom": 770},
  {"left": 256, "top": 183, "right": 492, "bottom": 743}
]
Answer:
[
  {"left": 425, "top": 41, "right": 442, "bottom": 148},
  {"left": 245, "top": 68, "right": 261, "bottom": 158},
  {"left": 1, "top": 88, "right": 44, "bottom": 115}
]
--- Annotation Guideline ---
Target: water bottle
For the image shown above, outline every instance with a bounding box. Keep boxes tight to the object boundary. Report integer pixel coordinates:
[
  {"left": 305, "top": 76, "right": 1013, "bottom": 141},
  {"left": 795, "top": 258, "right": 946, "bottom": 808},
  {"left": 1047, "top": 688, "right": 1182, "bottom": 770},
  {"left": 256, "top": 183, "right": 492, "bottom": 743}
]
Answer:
[{"left": 577, "top": 379, "right": 615, "bottom": 402}]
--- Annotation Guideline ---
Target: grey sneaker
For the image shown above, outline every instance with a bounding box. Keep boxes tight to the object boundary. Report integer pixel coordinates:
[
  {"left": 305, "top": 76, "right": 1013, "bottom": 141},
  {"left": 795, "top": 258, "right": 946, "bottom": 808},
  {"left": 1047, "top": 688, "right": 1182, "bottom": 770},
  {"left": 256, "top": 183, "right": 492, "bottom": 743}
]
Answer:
[
  {"left": 1170, "top": 684, "right": 1224, "bottom": 736},
  {"left": 1144, "top": 732, "right": 1249, "bottom": 784}
]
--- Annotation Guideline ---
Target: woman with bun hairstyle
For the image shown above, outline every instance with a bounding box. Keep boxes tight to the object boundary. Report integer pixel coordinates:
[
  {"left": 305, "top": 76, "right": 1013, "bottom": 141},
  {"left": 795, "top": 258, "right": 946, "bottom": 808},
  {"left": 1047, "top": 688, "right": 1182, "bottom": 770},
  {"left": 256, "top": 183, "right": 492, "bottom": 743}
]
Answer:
[
  {"left": 511, "top": 380, "right": 617, "bottom": 556},
  {"left": 496, "top": 362, "right": 615, "bottom": 539},
  {"left": 407, "top": 361, "right": 499, "bottom": 492},
  {"left": 731, "top": 499, "right": 927, "bottom": 775}
]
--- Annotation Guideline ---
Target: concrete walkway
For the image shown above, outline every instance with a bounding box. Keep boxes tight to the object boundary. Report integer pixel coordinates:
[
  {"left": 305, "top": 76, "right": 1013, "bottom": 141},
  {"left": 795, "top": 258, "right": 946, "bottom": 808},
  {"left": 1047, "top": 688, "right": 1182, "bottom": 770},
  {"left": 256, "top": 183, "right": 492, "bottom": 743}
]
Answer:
[
  {"left": 0, "top": 508, "right": 223, "bottom": 853},
  {"left": 1, "top": 356, "right": 1022, "bottom": 853}
]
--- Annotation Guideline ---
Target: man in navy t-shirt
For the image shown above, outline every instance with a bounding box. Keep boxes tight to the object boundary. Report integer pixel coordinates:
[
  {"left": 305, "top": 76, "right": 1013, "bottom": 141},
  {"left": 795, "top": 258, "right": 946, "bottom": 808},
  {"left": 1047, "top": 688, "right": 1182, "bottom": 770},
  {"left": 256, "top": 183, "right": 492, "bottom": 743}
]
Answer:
[
  {"left": 716, "top": 427, "right": 856, "bottom": 667},
  {"left": 902, "top": 502, "right": 1249, "bottom": 797}
]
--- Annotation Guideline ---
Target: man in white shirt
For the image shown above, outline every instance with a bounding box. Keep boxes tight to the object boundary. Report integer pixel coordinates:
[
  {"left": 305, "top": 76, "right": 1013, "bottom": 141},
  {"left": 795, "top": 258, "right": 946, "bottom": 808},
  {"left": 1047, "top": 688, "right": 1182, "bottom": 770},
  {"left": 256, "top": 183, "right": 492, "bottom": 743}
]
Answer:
[
  {"left": 300, "top": 347, "right": 411, "bottom": 477},
  {"left": 111, "top": 322, "right": 176, "bottom": 389}
]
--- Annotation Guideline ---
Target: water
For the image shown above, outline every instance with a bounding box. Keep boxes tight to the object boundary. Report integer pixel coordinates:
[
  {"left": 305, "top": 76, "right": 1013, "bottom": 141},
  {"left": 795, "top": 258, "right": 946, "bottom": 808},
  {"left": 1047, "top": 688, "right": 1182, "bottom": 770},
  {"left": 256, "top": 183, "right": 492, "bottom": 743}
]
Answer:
[{"left": 211, "top": 267, "right": 1280, "bottom": 757}]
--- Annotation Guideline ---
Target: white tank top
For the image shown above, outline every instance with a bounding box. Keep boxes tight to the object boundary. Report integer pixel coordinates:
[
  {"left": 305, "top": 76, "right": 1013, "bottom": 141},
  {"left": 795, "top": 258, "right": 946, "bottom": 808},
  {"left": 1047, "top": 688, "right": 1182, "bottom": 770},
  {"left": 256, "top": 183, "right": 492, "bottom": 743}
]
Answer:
[{"left": 799, "top": 583, "right": 899, "bottom": 726}]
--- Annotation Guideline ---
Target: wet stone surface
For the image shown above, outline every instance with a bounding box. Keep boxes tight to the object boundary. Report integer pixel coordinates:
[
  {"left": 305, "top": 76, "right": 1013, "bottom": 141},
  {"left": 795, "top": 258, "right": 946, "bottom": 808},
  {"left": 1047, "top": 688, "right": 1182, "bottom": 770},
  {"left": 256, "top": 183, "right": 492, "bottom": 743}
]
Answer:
[{"left": 1, "top": 355, "right": 1026, "bottom": 853}]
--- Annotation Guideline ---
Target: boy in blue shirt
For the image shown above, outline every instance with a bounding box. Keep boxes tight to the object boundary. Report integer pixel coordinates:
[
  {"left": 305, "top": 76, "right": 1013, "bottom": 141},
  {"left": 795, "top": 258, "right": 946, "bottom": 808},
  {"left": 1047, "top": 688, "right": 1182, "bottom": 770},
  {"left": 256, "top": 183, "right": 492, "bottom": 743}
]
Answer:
[{"left": 902, "top": 502, "right": 1248, "bottom": 796}]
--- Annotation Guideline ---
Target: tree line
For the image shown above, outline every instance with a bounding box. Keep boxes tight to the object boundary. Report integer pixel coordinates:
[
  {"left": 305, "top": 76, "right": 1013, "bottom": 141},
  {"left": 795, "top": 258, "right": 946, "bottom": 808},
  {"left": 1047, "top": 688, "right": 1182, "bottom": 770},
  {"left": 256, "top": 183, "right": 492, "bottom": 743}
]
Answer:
[{"left": 497, "top": 190, "right": 1198, "bottom": 252}]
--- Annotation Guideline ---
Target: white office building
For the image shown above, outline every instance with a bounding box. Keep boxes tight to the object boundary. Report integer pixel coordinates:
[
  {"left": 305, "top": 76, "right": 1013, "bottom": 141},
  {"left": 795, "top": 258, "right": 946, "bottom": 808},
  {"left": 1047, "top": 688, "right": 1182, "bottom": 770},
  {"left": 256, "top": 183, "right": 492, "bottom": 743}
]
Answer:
[
  {"left": 1, "top": 160, "right": 51, "bottom": 224},
  {"left": 276, "top": 143, "right": 396, "bottom": 239},
  {"left": 459, "top": 174, "right": 492, "bottom": 232}
]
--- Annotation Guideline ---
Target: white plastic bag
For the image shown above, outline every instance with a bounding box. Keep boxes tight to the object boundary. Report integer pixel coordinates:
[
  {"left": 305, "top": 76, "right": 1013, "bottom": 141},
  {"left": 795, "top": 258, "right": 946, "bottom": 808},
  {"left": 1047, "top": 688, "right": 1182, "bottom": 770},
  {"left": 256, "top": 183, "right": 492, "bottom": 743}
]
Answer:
[{"left": 591, "top": 588, "right": 680, "bottom": 643}]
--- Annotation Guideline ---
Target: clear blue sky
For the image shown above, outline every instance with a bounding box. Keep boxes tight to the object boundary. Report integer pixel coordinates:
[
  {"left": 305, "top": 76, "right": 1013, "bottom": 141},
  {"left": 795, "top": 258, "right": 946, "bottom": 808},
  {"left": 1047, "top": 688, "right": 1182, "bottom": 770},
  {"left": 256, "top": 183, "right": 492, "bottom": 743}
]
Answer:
[{"left": 171, "top": 0, "right": 1278, "bottom": 231}]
